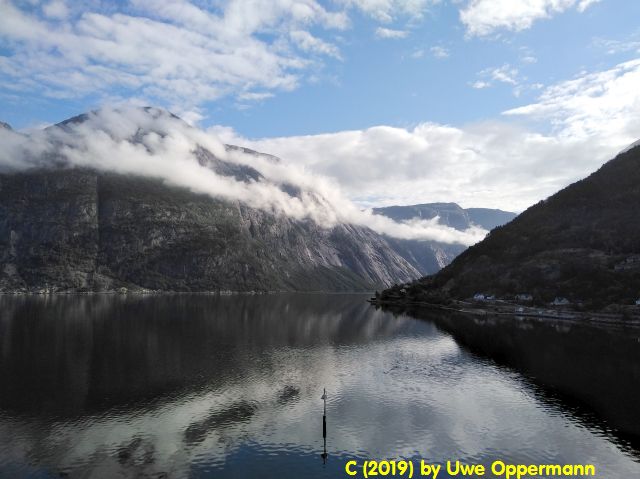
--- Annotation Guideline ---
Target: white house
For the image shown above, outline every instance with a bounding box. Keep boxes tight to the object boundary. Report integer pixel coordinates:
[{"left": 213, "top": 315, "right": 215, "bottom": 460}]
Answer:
[
  {"left": 515, "top": 294, "right": 533, "bottom": 301},
  {"left": 552, "top": 297, "right": 570, "bottom": 306}
]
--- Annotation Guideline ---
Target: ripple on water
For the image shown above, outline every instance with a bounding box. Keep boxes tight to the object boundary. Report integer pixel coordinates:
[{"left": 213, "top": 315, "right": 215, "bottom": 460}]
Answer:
[{"left": 1, "top": 294, "right": 639, "bottom": 478}]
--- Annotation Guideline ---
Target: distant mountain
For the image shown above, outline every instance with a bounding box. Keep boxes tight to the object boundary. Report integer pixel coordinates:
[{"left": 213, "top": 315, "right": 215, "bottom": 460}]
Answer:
[
  {"left": 373, "top": 203, "right": 516, "bottom": 275},
  {"left": 379, "top": 142, "right": 640, "bottom": 309},
  {"left": 375, "top": 203, "right": 472, "bottom": 230},
  {"left": 465, "top": 208, "right": 518, "bottom": 231},
  {"left": 0, "top": 108, "right": 420, "bottom": 293},
  {"left": 374, "top": 203, "right": 516, "bottom": 232}
]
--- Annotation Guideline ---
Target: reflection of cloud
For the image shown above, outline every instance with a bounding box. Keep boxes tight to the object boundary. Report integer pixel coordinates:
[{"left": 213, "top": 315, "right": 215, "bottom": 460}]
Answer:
[
  {"left": 1, "top": 295, "right": 639, "bottom": 477},
  {"left": 1, "top": 319, "right": 636, "bottom": 477}
]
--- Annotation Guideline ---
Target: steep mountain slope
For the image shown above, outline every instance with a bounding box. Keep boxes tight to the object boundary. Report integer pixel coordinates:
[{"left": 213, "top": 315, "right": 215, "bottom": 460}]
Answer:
[
  {"left": 379, "top": 143, "right": 640, "bottom": 308},
  {"left": 0, "top": 109, "right": 420, "bottom": 293},
  {"left": 373, "top": 203, "right": 516, "bottom": 275}
]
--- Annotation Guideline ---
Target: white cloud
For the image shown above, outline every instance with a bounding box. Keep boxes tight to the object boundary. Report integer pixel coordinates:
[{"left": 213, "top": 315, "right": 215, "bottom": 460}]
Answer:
[
  {"left": 472, "top": 64, "right": 520, "bottom": 90},
  {"left": 504, "top": 58, "right": 640, "bottom": 142},
  {"left": 340, "top": 0, "right": 437, "bottom": 23},
  {"left": 471, "top": 80, "right": 491, "bottom": 89},
  {"left": 490, "top": 64, "right": 519, "bottom": 84},
  {"left": 0, "top": 0, "right": 349, "bottom": 112},
  {"left": 593, "top": 34, "right": 640, "bottom": 55},
  {"left": 576, "top": 0, "right": 601, "bottom": 12},
  {"left": 290, "top": 30, "right": 342, "bottom": 58},
  {"left": 0, "top": 106, "right": 484, "bottom": 246},
  {"left": 430, "top": 45, "right": 449, "bottom": 58},
  {"left": 0, "top": 0, "right": 447, "bottom": 115},
  {"left": 375, "top": 27, "right": 408, "bottom": 39},
  {"left": 237, "top": 91, "right": 275, "bottom": 101},
  {"left": 42, "top": 0, "right": 69, "bottom": 19},
  {"left": 217, "top": 59, "right": 640, "bottom": 213},
  {"left": 460, "top": 0, "right": 600, "bottom": 37}
]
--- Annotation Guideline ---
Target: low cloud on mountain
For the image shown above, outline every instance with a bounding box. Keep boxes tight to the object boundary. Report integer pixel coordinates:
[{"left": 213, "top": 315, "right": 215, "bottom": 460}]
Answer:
[
  {"left": 213, "top": 57, "right": 640, "bottom": 212},
  {"left": 0, "top": 107, "right": 485, "bottom": 246}
]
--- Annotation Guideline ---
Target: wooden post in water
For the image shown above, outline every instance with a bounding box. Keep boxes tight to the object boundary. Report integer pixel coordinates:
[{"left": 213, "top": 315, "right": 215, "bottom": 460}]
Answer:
[{"left": 321, "top": 388, "right": 328, "bottom": 463}]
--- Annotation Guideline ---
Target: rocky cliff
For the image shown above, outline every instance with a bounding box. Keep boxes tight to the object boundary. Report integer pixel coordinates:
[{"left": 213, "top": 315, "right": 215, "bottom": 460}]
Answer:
[
  {"left": 0, "top": 168, "right": 422, "bottom": 293},
  {"left": 0, "top": 108, "right": 423, "bottom": 293}
]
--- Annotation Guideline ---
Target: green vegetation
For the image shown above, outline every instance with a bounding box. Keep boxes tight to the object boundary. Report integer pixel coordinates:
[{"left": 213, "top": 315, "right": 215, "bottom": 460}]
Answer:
[{"left": 380, "top": 145, "right": 640, "bottom": 310}]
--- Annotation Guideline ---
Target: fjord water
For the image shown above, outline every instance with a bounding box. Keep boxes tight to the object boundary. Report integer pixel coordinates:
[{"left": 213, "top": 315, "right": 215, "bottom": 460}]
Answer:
[{"left": 0, "top": 295, "right": 639, "bottom": 478}]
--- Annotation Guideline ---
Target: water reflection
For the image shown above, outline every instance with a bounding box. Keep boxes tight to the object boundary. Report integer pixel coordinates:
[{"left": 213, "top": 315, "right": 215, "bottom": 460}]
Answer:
[
  {"left": 0, "top": 294, "right": 639, "bottom": 478},
  {"left": 390, "top": 304, "right": 640, "bottom": 447}
]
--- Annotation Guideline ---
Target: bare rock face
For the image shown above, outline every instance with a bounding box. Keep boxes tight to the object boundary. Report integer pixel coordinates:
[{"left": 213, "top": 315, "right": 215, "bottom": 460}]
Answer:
[
  {"left": 0, "top": 107, "right": 425, "bottom": 292},
  {"left": 0, "top": 169, "right": 101, "bottom": 292},
  {"left": 0, "top": 168, "right": 419, "bottom": 293}
]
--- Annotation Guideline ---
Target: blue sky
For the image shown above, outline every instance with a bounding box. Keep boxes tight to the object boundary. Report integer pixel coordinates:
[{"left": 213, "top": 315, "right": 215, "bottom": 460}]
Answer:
[
  {"left": 1, "top": 0, "right": 640, "bottom": 211},
  {"left": 212, "top": 0, "right": 638, "bottom": 137}
]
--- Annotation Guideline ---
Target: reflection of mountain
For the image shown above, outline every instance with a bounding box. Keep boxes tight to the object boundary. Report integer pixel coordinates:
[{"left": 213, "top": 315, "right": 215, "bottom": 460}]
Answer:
[
  {"left": 373, "top": 203, "right": 516, "bottom": 274},
  {"left": 0, "top": 294, "right": 411, "bottom": 415},
  {"left": 1, "top": 296, "right": 639, "bottom": 478},
  {"left": 391, "top": 304, "right": 640, "bottom": 444}
]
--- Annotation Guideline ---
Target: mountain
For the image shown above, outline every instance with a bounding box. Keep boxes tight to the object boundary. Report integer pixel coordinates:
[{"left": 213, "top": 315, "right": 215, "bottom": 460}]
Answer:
[
  {"left": 465, "top": 208, "right": 518, "bottom": 231},
  {"left": 0, "top": 108, "right": 420, "bottom": 293},
  {"left": 373, "top": 203, "right": 516, "bottom": 275},
  {"left": 373, "top": 202, "right": 516, "bottom": 231},
  {"left": 378, "top": 142, "right": 640, "bottom": 309}
]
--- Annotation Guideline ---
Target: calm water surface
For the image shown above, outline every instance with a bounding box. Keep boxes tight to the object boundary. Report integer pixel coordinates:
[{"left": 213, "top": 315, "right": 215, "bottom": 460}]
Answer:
[{"left": 0, "top": 294, "right": 639, "bottom": 478}]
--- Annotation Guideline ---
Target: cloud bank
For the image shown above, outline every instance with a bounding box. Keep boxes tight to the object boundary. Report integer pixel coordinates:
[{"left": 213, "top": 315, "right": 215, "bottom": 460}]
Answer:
[
  {"left": 460, "top": 0, "right": 601, "bottom": 37},
  {"left": 0, "top": 0, "right": 443, "bottom": 115},
  {"left": 213, "top": 57, "right": 640, "bottom": 212},
  {"left": 0, "top": 106, "right": 485, "bottom": 246},
  {"left": 0, "top": 0, "right": 348, "bottom": 114}
]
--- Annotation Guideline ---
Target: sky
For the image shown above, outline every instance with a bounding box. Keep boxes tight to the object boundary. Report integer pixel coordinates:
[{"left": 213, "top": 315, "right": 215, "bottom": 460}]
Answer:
[{"left": 1, "top": 0, "right": 640, "bottom": 212}]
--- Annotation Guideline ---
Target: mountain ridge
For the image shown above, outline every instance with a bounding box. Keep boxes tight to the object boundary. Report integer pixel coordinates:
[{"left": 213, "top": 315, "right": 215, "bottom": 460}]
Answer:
[
  {"left": 373, "top": 203, "right": 516, "bottom": 275},
  {"left": 0, "top": 107, "right": 513, "bottom": 293},
  {"left": 377, "top": 141, "right": 640, "bottom": 309},
  {"left": 0, "top": 107, "right": 425, "bottom": 293},
  {"left": 0, "top": 167, "right": 420, "bottom": 293}
]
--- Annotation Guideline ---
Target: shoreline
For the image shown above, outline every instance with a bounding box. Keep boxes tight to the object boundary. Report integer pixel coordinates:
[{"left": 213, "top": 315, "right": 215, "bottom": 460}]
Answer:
[
  {"left": 369, "top": 298, "right": 640, "bottom": 327},
  {"left": 0, "top": 289, "right": 375, "bottom": 296}
]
